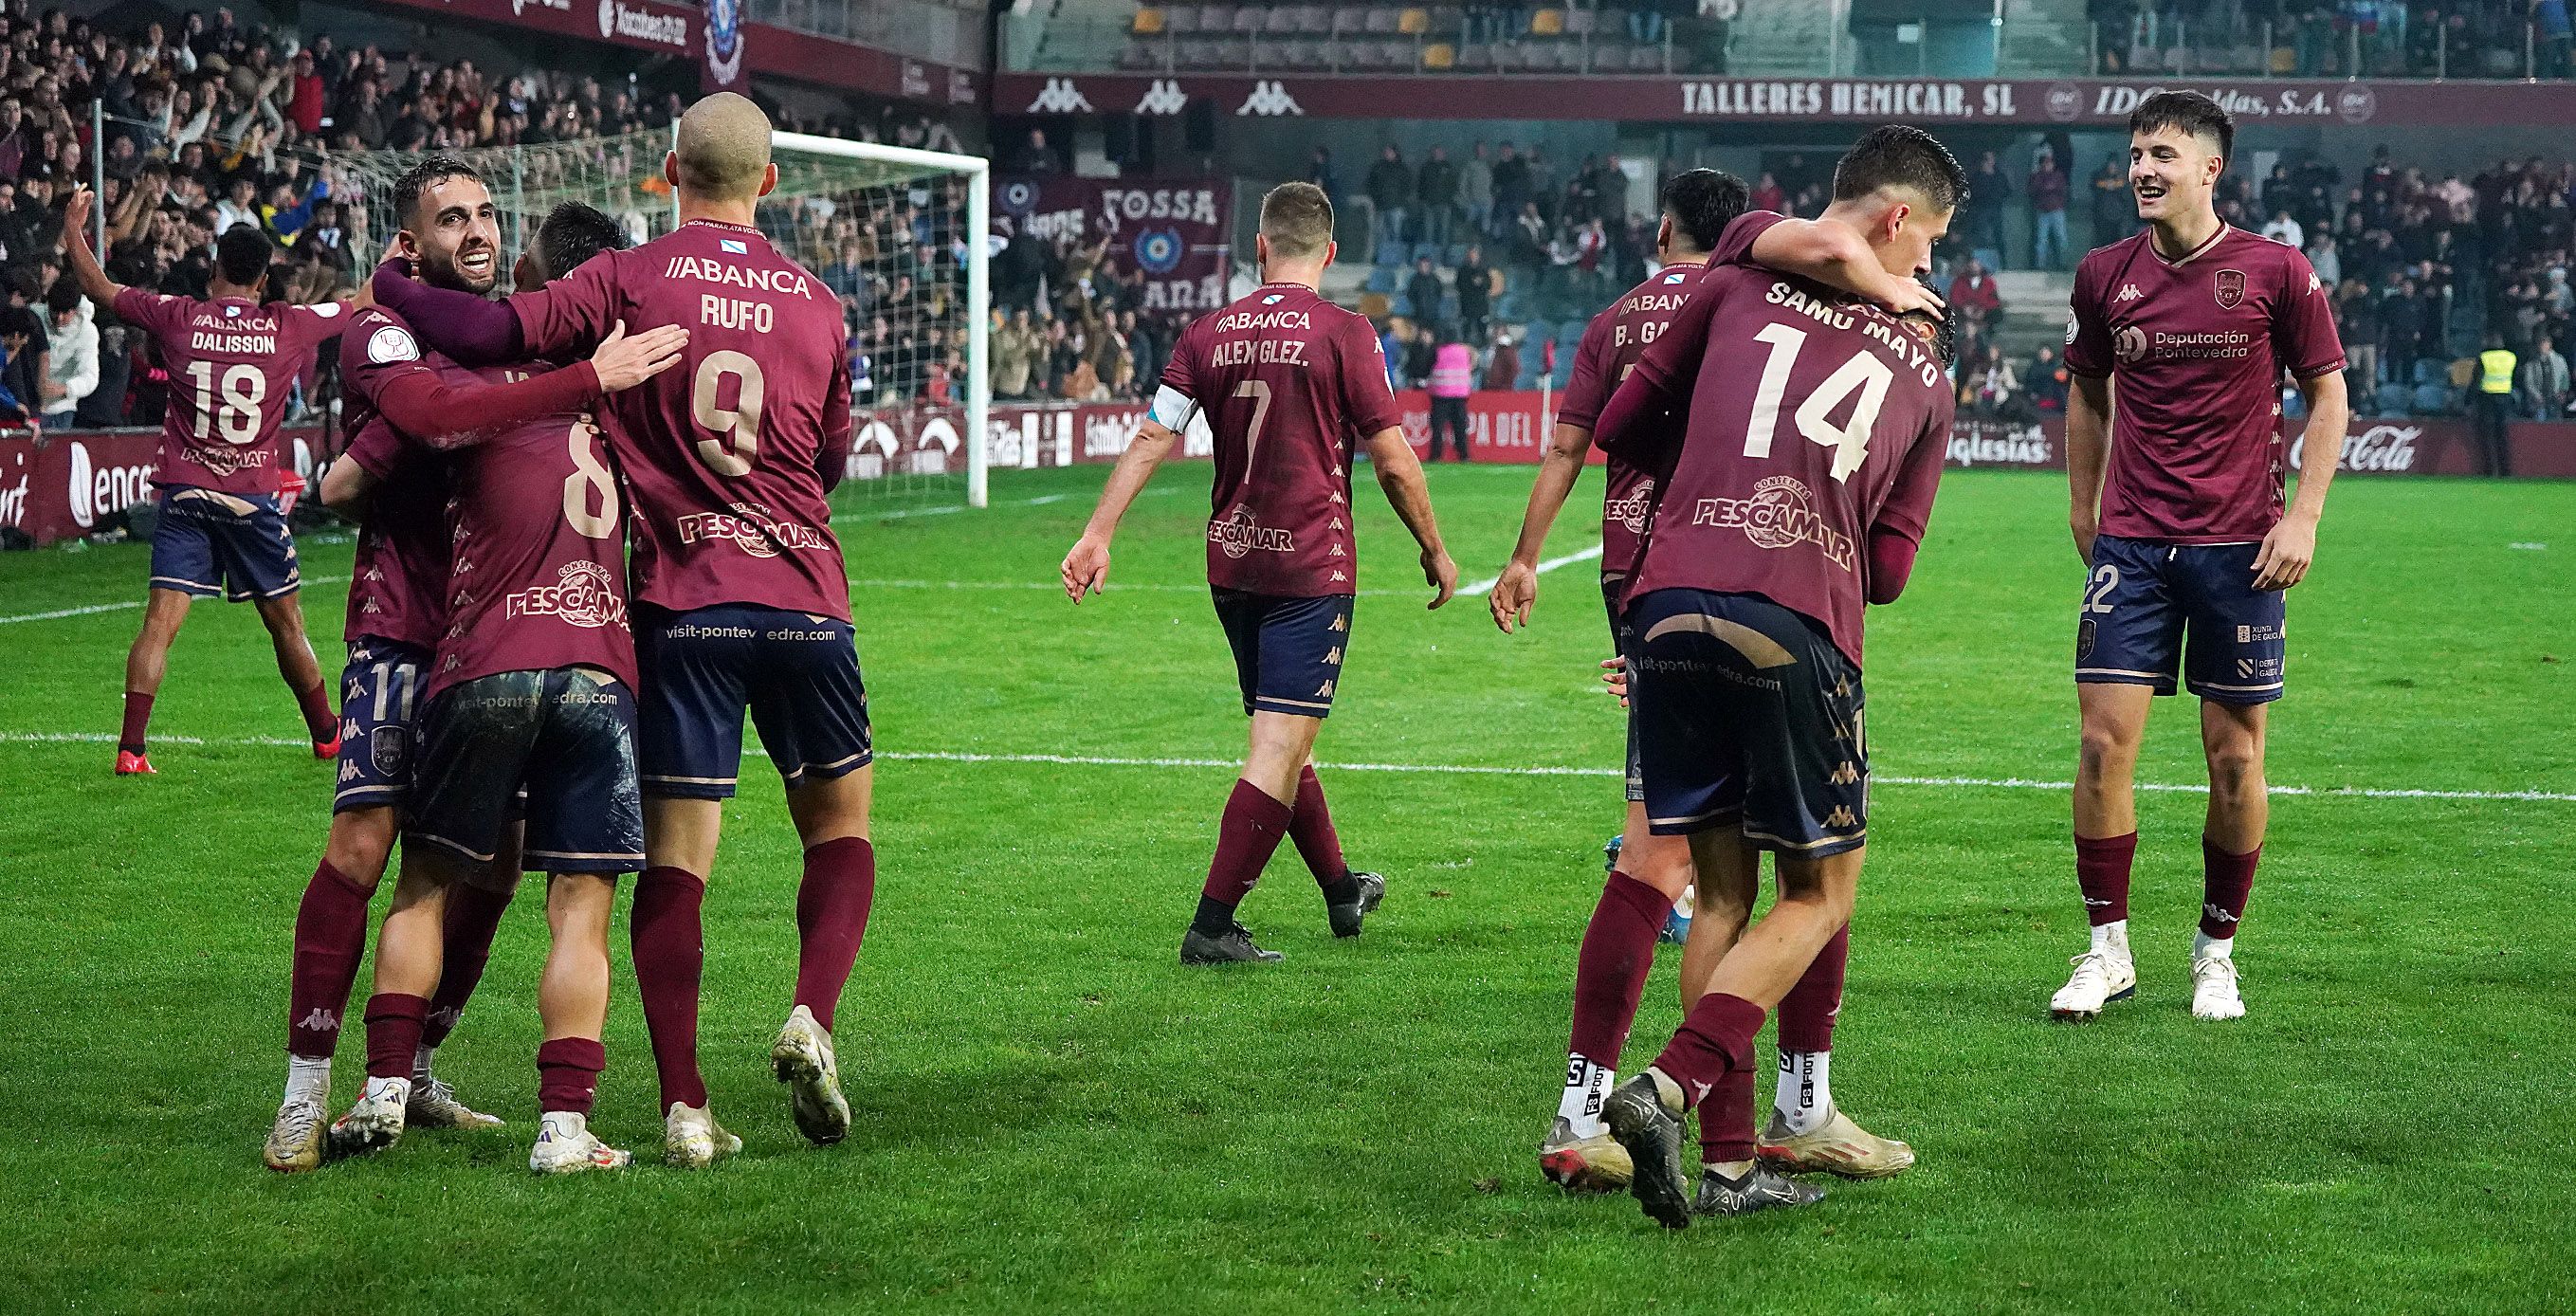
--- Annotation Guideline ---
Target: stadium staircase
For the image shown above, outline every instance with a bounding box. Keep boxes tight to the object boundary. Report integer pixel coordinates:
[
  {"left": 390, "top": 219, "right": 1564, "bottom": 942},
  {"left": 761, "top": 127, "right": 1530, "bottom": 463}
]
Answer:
[
  {"left": 1995, "top": 0, "right": 2092, "bottom": 77},
  {"left": 1990, "top": 268, "right": 2077, "bottom": 358},
  {"left": 1725, "top": 0, "right": 1848, "bottom": 76}
]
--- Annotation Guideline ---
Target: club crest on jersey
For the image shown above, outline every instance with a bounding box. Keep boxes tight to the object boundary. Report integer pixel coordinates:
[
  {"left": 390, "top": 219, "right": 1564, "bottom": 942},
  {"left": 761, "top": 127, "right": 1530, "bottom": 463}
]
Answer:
[
  {"left": 504, "top": 560, "right": 627, "bottom": 630},
  {"left": 676, "top": 503, "right": 829, "bottom": 558},
  {"left": 2214, "top": 269, "right": 2246, "bottom": 310},
  {"left": 1606, "top": 479, "right": 1654, "bottom": 535},
  {"left": 1207, "top": 505, "right": 1292, "bottom": 559}
]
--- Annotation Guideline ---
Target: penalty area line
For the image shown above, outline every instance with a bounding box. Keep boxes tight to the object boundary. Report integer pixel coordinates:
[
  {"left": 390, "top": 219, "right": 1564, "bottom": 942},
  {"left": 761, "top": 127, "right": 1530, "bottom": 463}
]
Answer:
[
  {"left": 5, "top": 733, "right": 2570, "bottom": 803},
  {"left": 1462, "top": 544, "right": 1605, "bottom": 598},
  {"left": 0, "top": 575, "right": 353, "bottom": 626}
]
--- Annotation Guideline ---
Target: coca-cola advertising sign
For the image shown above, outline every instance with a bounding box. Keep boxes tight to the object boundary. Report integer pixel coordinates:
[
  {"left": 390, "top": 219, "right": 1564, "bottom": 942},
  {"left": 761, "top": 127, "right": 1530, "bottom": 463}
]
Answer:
[{"left": 2290, "top": 422, "right": 2425, "bottom": 474}]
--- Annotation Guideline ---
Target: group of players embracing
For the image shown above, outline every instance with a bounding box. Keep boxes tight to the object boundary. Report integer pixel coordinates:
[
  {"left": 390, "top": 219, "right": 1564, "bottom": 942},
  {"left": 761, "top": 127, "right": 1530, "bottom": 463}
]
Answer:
[
  {"left": 120, "top": 92, "right": 892, "bottom": 1176},
  {"left": 1063, "top": 87, "right": 2347, "bottom": 1229}
]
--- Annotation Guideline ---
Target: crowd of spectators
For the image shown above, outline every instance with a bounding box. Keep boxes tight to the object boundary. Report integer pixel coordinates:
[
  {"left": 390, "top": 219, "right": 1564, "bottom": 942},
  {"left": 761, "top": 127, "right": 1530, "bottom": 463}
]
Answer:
[
  {"left": 2095, "top": 1, "right": 2573, "bottom": 81},
  {"left": 0, "top": 0, "right": 973, "bottom": 430}
]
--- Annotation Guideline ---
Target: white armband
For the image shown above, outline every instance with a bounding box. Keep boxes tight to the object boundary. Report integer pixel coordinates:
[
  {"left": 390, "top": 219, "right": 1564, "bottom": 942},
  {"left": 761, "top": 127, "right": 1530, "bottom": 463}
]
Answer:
[{"left": 1148, "top": 384, "right": 1200, "bottom": 433}]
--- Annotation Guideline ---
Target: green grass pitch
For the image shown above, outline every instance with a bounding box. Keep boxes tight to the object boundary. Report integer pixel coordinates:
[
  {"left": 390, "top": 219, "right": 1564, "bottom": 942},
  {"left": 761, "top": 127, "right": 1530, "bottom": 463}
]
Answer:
[{"left": 1, "top": 464, "right": 2570, "bottom": 1313}]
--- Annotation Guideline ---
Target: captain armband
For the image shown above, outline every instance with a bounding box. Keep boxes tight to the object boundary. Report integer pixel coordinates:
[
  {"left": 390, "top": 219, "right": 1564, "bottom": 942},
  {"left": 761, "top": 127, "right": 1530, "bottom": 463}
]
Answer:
[{"left": 1149, "top": 384, "right": 1201, "bottom": 434}]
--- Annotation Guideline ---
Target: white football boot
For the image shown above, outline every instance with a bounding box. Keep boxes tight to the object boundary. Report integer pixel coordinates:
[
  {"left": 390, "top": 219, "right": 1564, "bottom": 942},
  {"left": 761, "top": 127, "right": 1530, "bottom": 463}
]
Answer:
[
  {"left": 406, "top": 1075, "right": 505, "bottom": 1130},
  {"left": 2190, "top": 954, "right": 2246, "bottom": 1020},
  {"left": 663, "top": 1101, "right": 743, "bottom": 1169},
  {"left": 264, "top": 1098, "right": 329, "bottom": 1173},
  {"left": 529, "top": 1112, "right": 631, "bottom": 1174},
  {"left": 772, "top": 1005, "right": 851, "bottom": 1146},
  {"left": 2051, "top": 949, "right": 2138, "bottom": 1020},
  {"left": 328, "top": 1075, "right": 411, "bottom": 1158}
]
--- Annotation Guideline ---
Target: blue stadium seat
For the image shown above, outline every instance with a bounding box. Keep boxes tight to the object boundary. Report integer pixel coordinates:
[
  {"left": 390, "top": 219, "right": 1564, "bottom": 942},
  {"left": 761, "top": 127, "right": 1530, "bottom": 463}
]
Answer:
[
  {"left": 1364, "top": 267, "right": 1397, "bottom": 293},
  {"left": 1413, "top": 241, "right": 1443, "bottom": 264},
  {"left": 1445, "top": 244, "right": 1468, "bottom": 265},
  {"left": 1494, "top": 293, "right": 1524, "bottom": 320},
  {"left": 1392, "top": 294, "right": 1415, "bottom": 318},
  {"left": 2374, "top": 381, "right": 2409, "bottom": 416},
  {"left": 1559, "top": 318, "right": 1589, "bottom": 344}
]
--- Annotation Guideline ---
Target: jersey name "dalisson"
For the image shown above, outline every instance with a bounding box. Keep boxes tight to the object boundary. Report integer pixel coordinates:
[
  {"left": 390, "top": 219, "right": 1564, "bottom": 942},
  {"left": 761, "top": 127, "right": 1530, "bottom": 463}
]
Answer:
[{"left": 661, "top": 256, "right": 814, "bottom": 298}]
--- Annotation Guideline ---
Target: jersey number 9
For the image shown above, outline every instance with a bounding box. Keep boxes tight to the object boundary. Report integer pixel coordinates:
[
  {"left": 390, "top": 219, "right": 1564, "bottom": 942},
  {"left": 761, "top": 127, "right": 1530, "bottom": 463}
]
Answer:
[{"left": 691, "top": 350, "right": 766, "bottom": 477}]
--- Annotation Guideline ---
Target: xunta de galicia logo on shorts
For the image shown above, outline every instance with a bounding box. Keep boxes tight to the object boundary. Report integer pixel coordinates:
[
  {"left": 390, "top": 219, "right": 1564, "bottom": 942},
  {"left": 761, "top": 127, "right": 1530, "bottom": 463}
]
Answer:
[{"left": 506, "top": 560, "right": 628, "bottom": 629}]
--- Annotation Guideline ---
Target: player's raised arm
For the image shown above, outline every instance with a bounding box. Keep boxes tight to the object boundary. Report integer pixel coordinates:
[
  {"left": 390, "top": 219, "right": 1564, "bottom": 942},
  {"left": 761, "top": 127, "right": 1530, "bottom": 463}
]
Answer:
[
  {"left": 1745, "top": 215, "right": 1946, "bottom": 317},
  {"left": 1360, "top": 425, "right": 1455, "bottom": 610},
  {"left": 59, "top": 187, "right": 130, "bottom": 310},
  {"left": 368, "top": 319, "right": 687, "bottom": 451},
  {"left": 1062, "top": 415, "right": 1183, "bottom": 601}
]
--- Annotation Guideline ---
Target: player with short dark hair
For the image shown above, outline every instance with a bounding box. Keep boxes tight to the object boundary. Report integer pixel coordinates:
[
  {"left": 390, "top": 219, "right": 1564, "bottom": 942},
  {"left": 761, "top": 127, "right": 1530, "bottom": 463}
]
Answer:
[
  {"left": 263, "top": 162, "right": 685, "bottom": 1171},
  {"left": 1581, "top": 123, "right": 1962, "bottom": 1227},
  {"left": 2053, "top": 90, "right": 2348, "bottom": 1023},
  {"left": 1061, "top": 179, "right": 1456, "bottom": 965},
  {"left": 371, "top": 93, "right": 868, "bottom": 1167},
  {"left": 63, "top": 191, "right": 349, "bottom": 776},
  {"left": 323, "top": 201, "right": 685, "bottom": 1175},
  {"left": 1490, "top": 166, "right": 1940, "bottom": 1194}
]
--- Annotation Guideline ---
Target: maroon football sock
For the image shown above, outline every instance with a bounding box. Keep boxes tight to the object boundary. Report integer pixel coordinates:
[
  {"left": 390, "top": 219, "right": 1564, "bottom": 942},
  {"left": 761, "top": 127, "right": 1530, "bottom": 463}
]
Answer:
[
  {"left": 421, "top": 881, "right": 515, "bottom": 1050},
  {"left": 1695, "top": 1055, "right": 1759, "bottom": 1166},
  {"left": 119, "top": 691, "right": 154, "bottom": 755},
  {"left": 536, "top": 1037, "right": 607, "bottom": 1117},
  {"left": 291, "top": 677, "right": 338, "bottom": 743},
  {"left": 793, "top": 836, "right": 876, "bottom": 1033},
  {"left": 1287, "top": 764, "right": 1351, "bottom": 886},
  {"left": 1567, "top": 871, "right": 1671, "bottom": 1065},
  {"left": 287, "top": 859, "right": 373, "bottom": 1059},
  {"left": 1776, "top": 925, "right": 1849, "bottom": 1054},
  {"left": 1199, "top": 778, "right": 1295, "bottom": 908},
  {"left": 2075, "top": 831, "right": 2138, "bottom": 926},
  {"left": 363, "top": 992, "right": 429, "bottom": 1082},
  {"left": 630, "top": 866, "right": 708, "bottom": 1110},
  {"left": 1650, "top": 991, "right": 1765, "bottom": 1112},
  {"left": 2200, "top": 837, "right": 2259, "bottom": 940}
]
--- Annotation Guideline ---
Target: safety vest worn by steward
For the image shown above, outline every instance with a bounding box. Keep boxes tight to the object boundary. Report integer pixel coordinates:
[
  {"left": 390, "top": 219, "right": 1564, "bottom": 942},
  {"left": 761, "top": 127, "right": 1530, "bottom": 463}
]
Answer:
[{"left": 2480, "top": 348, "right": 2518, "bottom": 394}]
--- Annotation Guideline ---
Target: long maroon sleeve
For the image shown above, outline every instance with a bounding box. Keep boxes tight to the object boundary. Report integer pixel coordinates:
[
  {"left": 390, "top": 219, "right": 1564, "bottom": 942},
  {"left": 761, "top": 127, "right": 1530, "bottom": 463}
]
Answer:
[
  {"left": 372, "top": 361, "right": 604, "bottom": 451},
  {"left": 1865, "top": 528, "right": 1920, "bottom": 605},
  {"left": 373, "top": 262, "right": 526, "bottom": 363}
]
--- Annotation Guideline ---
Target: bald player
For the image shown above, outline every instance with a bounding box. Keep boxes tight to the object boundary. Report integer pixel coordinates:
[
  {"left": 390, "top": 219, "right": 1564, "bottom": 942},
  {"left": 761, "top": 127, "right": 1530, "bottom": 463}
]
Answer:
[
  {"left": 374, "top": 93, "right": 864, "bottom": 1168},
  {"left": 1063, "top": 181, "right": 1454, "bottom": 965}
]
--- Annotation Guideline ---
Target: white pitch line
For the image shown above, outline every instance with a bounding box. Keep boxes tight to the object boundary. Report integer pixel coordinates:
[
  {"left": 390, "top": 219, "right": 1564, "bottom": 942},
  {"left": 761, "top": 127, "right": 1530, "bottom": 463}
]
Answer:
[
  {"left": 1462, "top": 544, "right": 1605, "bottom": 597},
  {"left": 849, "top": 578, "right": 1419, "bottom": 598},
  {"left": 6, "top": 732, "right": 2569, "bottom": 803},
  {"left": 0, "top": 575, "right": 352, "bottom": 626}
]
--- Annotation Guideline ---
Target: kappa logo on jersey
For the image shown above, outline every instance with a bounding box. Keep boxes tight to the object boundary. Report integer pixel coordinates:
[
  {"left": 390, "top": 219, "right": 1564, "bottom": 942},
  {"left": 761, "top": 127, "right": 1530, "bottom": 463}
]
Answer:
[
  {"left": 2215, "top": 268, "right": 2247, "bottom": 310},
  {"left": 1825, "top": 806, "right": 1858, "bottom": 829},
  {"left": 1208, "top": 505, "right": 1293, "bottom": 559},
  {"left": 676, "top": 503, "right": 831, "bottom": 558},
  {"left": 1136, "top": 79, "right": 1189, "bottom": 116},
  {"left": 1828, "top": 761, "right": 1859, "bottom": 785},
  {"left": 298, "top": 1008, "right": 339, "bottom": 1032},
  {"left": 1235, "top": 80, "right": 1305, "bottom": 117},
  {"left": 2116, "top": 283, "right": 2144, "bottom": 302},
  {"left": 504, "top": 559, "right": 628, "bottom": 630},
  {"left": 1690, "top": 476, "right": 1856, "bottom": 570},
  {"left": 1026, "top": 77, "right": 1094, "bottom": 114},
  {"left": 338, "top": 759, "right": 361, "bottom": 782}
]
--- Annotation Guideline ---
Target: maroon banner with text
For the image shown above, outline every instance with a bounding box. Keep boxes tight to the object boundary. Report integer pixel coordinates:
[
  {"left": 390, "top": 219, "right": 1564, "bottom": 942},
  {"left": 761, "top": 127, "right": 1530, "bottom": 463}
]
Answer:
[
  {"left": 1002, "top": 72, "right": 2576, "bottom": 127},
  {"left": 996, "top": 176, "right": 1233, "bottom": 315}
]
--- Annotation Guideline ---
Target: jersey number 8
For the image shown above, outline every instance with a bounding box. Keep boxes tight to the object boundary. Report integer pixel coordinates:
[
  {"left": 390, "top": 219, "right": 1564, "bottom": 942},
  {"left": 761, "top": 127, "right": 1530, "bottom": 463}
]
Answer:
[{"left": 690, "top": 350, "right": 766, "bottom": 477}]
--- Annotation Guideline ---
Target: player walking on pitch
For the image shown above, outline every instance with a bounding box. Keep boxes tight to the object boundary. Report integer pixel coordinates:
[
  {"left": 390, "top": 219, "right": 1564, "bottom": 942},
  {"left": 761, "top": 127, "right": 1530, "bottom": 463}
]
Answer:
[
  {"left": 326, "top": 203, "right": 682, "bottom": 1173},
  {"left": 1490, "top": 169, "right": 1932, "bottom": 1194},
  {"left": 262, "top": 158, "right": 683, "bottom": 1170},
  {"left": 1062, "top": 181, "right": 1456, "bottom": 965},
  {"left": 2053, "top": 91, "right": 2348, "bottom": 1024},
  {"left": 63, "top": 192, "right": 347, "bottom": 775},
  {"left": 1583, "top": 127, "right": 1962, "bottom": 1227},
  {"left": 373, "top": 93, "right": 868, "bottom": 1166}
]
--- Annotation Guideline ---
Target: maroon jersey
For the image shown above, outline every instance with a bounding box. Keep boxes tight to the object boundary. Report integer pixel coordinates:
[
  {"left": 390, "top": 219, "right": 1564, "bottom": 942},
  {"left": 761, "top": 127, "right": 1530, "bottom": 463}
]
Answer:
[
  {"left": 504, "top": 219, "right": 852, "bottom": 621},
  {"left": 115, "top": 288, "right": 345, "bottom": 495},
  {"left": 1617, "top": 262, "right": 1953, "bottom": 667},
  {"left": 1156, "top": 282, "right": 1401, "bottom": 596},
  {"left": 2065, "top": 225, "right": 2345, "bottom": 542},
  {"left": 425, "top": 358, "right": 635, "bottom": 701},
  {"left": 337, "top": 306, "right": 449, "bottom": 649}
]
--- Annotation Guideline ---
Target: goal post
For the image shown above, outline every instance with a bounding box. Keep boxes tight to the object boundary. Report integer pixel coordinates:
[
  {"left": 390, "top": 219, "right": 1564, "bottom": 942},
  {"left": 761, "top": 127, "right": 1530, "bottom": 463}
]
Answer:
[
  {"left": 774, "top": 131, "right": 992, "bottom": 509},
  {"left": 320, "top": 126, "right": 992, "bottom": 507}
]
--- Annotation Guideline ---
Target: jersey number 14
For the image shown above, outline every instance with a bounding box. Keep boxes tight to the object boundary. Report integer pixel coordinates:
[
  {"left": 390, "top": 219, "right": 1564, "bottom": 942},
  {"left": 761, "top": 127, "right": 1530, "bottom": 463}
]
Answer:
[{"left": 1742, "top": 322, "right": 1892, "bottom": 483}]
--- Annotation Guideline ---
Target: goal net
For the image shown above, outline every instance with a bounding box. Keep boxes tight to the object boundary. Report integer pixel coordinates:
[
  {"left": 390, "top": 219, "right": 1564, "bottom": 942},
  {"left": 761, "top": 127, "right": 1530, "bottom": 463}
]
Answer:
[{"left": 320, "top": 127, "right": 991, "bottom": 507}]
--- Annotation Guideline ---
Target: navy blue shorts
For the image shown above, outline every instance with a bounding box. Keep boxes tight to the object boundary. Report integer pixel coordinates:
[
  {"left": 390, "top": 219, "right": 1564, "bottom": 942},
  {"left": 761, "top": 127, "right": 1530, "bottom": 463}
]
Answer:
[
  {"left": 2076, "top": 535, "right": 2286, "bottom": 705},
  {"left": 1601, "top": 576, "right": 1644, "bottom": 805},
  {"left": 148, "top": 486, "right": 300, "bottom": 602},
  {"left": 1211, "top": 588, "right": 1354, "bottom": 718},
  {"left": 408, "top": 668, "right": 644, "bottom": 874},
  {"left": 333, "top": 636, "right": 429, "bottom": 814},
  {"left": 1627, "top": 589, "right": 1868, "bottom": 856},
  {"left": 635, "top": 604, "right": 873, "bottom": 799}
]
